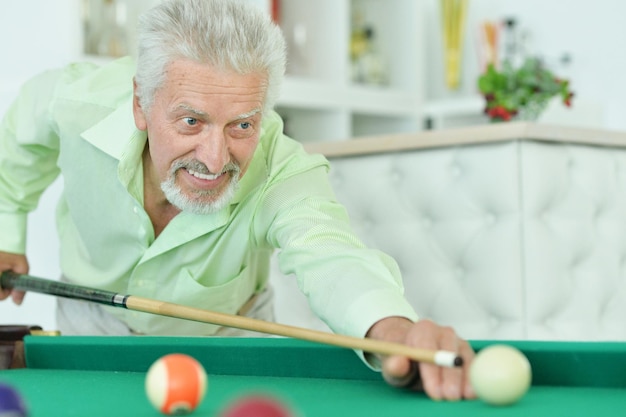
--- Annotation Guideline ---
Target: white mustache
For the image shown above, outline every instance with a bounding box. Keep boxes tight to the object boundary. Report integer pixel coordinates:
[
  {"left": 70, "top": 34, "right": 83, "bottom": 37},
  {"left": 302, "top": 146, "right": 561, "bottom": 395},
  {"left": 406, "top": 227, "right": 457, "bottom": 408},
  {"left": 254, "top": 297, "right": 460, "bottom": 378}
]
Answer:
[{"left": 172, "top": 160, "right": 241, "bottom": 179}]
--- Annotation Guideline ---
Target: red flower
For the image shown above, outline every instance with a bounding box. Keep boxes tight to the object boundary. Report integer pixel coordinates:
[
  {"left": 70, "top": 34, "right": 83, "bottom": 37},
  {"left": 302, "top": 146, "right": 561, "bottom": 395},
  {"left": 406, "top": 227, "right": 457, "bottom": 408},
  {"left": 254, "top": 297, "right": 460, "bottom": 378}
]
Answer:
[{"left": 487, "top": 105, "right": 514, "bottom": 121}]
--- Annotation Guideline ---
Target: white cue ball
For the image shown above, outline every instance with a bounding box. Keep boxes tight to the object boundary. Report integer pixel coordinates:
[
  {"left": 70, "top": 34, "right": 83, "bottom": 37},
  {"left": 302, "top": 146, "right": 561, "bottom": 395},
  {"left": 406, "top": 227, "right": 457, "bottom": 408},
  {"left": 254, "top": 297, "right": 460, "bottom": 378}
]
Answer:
[{"left": 470, "top": 344, "right": 532, "bottom": 406}]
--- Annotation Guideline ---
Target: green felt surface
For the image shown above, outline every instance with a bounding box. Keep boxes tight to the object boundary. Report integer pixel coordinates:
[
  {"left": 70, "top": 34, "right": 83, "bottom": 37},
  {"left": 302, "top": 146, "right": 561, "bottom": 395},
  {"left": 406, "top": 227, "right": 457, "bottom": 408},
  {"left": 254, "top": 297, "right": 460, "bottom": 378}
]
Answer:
[{"left": 0, "top": 337, "right": 625, "bottom": 417}]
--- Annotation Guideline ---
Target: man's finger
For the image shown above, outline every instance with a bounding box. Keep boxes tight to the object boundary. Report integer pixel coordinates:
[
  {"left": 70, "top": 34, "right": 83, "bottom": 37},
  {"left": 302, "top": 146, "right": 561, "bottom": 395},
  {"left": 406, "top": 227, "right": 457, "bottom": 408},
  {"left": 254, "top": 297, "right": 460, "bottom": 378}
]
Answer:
[
  {"left": 11, "top": 290, "right": 25, "bottom": 305},
  {"left": 382, "top": 356, "right": 423, "bottom": 390}
]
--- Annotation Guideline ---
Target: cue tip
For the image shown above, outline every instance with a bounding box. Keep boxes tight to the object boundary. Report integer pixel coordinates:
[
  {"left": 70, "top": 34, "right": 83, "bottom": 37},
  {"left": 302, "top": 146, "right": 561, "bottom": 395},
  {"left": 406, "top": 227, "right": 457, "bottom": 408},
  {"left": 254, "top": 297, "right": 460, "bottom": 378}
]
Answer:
[{"left": 434, "top": 351, "right": 464, "bottom": 368}]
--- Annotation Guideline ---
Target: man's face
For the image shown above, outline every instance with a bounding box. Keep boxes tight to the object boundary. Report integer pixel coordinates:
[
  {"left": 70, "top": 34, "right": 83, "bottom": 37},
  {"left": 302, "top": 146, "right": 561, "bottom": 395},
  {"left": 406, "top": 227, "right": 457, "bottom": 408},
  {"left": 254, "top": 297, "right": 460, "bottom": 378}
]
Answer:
[{"left": 133, "top": 59, "right": 267, "bottom": 214}]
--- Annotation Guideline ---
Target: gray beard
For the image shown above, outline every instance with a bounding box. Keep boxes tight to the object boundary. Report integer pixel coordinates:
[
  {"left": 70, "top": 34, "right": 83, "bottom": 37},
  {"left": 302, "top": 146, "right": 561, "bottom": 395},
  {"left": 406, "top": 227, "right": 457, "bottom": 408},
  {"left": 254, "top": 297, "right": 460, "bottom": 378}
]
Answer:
[{"left": 160, "top": 160, "right": 241, "bottom": 215}]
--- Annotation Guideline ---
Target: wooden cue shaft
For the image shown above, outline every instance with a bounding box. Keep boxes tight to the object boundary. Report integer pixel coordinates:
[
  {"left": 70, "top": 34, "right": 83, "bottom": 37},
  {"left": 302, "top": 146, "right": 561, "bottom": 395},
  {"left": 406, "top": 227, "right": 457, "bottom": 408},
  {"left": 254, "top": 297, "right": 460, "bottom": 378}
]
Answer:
[{"left": 0, "top": 272, "right": 462, "bottom": 367}]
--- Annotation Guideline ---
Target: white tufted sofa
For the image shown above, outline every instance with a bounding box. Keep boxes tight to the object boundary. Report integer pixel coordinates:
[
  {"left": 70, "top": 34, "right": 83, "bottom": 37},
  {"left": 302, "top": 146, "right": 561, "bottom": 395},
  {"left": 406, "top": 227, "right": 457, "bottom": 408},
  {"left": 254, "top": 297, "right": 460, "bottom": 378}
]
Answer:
[{"left": 271, "top": 122, "right": 626, "bottom": 341}]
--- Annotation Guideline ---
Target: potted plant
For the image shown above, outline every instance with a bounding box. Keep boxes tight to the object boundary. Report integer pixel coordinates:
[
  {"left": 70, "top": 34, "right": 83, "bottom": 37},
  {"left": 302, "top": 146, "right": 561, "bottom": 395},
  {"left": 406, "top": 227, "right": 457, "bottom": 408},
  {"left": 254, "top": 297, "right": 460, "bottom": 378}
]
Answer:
[{"left": 478, "top": 58, "right": 574, "bottom": 122}]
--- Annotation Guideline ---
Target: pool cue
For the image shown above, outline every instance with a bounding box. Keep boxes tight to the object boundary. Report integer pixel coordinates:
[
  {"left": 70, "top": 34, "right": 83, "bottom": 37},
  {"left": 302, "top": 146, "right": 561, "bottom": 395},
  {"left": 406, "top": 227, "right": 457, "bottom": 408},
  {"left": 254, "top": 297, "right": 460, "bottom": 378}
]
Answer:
[{"left": 0, "top": 271, "right": 463, "bottom": 368}]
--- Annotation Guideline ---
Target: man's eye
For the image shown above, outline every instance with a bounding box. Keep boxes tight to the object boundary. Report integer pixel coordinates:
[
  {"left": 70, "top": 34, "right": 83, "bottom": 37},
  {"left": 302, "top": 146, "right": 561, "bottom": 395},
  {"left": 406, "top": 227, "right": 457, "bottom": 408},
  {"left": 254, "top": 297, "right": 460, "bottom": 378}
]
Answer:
[
  {"left": 239, "top": 122, "right": 251, "bottom": 129},
  {"left": 184, "top": 117, "right": 198, "bottom": 126}
]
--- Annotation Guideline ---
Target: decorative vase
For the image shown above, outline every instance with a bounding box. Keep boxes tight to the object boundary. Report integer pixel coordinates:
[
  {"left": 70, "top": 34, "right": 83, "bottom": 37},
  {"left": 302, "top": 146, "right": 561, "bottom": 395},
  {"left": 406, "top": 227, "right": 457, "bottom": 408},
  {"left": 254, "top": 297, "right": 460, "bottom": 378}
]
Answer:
[{"left": 515, "top": 100, "right": 548, "bottom": 121}]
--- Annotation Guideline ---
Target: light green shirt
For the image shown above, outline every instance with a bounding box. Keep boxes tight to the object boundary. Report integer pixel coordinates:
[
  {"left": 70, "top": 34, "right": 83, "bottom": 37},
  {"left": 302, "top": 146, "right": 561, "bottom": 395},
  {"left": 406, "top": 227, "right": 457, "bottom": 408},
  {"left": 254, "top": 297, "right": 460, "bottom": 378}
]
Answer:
[{"left": 0, "top": 57, "right": 418, "bottom": 338}]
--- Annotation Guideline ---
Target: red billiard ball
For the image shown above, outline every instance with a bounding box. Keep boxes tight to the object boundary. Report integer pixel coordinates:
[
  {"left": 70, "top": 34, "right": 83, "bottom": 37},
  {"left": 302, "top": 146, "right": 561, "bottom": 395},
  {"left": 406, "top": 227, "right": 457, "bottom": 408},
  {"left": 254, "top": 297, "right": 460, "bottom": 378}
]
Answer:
[
  {"left": 145, "top": 353, "right": 208, "bottom": 415},
  {"left": 0, "top": 383, "right": 28, "bottom": 417},
  {"left": 220, "top": 393, "right": 294, "bottom": 417}
]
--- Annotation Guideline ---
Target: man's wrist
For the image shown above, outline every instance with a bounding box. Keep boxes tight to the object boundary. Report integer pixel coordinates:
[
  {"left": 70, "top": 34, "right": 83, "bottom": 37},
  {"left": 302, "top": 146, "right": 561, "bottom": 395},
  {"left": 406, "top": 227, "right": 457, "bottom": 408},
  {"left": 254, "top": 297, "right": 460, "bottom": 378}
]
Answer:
[{"left": 366, "top": 316, "right": 415, "bottom": 342}]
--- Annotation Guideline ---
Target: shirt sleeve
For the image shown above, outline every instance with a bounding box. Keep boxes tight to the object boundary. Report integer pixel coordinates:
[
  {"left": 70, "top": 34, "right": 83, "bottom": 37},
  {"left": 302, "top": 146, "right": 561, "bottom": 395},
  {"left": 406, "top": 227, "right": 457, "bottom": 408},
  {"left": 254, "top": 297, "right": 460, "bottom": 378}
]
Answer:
[
  {"left": 259, "top": 161, "right": 419, "bottom": 342},
  {"left": 0, "top": 69, "right": 63, "bottom": 254}
]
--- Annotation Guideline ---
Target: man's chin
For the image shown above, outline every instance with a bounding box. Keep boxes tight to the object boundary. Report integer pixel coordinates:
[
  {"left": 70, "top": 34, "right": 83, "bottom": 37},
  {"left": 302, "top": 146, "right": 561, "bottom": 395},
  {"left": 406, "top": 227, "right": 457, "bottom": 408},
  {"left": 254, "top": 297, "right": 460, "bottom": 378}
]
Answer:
[
  {"left": 172, "top": 187, "right": 239, "bottom": 215},
  {"left": 162, "top": 174, "right": 239, "bottom": 215},
  {"left": 170, "top": 195, "right": 223, "bottom": 215}
]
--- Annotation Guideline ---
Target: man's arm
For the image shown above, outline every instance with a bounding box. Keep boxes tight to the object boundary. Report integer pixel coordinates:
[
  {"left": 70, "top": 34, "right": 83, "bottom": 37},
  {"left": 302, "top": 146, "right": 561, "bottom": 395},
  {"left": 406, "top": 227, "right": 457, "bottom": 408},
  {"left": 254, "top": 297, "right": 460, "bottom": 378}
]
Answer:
[
  {"left": 255, "top": 131, "right": 474, "bottom": 400},
  {"left": 0, "top": 68, "right": 65, "bottom": 257},
  {"left": 0, "top": 70, "right": 66, "bottom": 307}
]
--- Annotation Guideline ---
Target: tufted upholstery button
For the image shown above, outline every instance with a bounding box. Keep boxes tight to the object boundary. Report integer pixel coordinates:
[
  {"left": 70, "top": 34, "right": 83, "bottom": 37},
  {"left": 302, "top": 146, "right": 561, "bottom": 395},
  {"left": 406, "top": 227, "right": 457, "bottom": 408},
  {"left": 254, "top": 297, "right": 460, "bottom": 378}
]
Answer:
[
  {"left": 569, "top": 254, "right": 583, "bottom": 268},
  {"left": 455, "top": 267, "right": 464, "bottom": 278},
  {"left": 593, "top": 205, "right": 604, "bottom": 219},
  {"left": 391, "top": 169, "right": 403, "bottom": 183},
  {"left": 489, "top": 317, "right": 499, "bottom": 329}
]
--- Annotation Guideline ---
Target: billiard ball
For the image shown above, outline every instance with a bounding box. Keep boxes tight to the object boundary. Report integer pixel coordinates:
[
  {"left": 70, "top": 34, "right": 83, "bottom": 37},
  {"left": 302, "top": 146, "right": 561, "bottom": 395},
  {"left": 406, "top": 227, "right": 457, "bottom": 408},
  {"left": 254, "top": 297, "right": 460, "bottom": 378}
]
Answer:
[
  {"left": 0, "top": 383, "right": 28, "bottom": 417},
  {"left": 220, "top": 393, "right": 294, "bottom": 417},
  {"left": 145, "top": 353, "right": 208, "bottom": 415},
  {"left": 470, "top": 344, "right": 532, "bottom": 406}
]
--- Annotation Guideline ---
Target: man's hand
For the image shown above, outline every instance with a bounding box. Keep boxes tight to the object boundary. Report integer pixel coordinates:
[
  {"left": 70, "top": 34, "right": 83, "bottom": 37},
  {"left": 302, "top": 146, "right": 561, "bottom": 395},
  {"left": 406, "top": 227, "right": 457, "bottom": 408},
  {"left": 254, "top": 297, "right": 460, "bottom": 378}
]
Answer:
[
  {"left": 366, "top": 316, "right": 475, "bottom": 401},
  {"left": 0, "top": 251, "right": 29, "bottom": 305}
]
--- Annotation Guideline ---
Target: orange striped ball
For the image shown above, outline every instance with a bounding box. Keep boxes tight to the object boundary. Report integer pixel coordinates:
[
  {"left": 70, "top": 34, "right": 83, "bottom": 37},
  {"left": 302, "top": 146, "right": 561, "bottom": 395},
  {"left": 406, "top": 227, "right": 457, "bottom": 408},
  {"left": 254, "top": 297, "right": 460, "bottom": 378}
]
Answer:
[{"left": 145, "top": 353, "right": 208, "bottom": 415}]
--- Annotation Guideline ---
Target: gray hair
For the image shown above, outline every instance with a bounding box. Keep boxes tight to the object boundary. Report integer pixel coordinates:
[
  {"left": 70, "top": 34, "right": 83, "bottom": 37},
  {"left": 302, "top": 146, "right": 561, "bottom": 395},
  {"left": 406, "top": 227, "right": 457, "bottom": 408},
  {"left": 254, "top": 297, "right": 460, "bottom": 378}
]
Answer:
[{"left": 134, "top": 0, "right": 286, "bottom": 114}]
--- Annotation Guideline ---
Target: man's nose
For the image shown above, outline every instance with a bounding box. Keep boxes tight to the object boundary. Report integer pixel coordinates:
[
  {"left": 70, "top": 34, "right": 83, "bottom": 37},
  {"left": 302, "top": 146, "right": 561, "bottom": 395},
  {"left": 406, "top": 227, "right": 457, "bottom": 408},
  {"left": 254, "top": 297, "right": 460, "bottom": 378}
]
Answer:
[{"left": 195, "top": 129, "right": 230, "bottom": 174}]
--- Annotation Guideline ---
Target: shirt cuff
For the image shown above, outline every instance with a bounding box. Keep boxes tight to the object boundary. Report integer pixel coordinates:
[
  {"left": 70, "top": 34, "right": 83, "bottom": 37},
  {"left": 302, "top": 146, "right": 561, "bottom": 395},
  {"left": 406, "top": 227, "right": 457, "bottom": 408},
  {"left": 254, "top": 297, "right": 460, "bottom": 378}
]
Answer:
[
  {"left": 342, "top": 288, "right": 420, "bottom": 370},
  {"left": 0, "top": 212, "right": 28, "bottom": 254}
]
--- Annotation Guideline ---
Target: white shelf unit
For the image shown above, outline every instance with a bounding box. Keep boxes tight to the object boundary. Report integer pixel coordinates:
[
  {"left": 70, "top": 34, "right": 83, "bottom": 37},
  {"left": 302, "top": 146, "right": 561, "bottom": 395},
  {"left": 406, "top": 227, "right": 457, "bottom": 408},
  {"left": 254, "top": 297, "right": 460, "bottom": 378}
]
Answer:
[
  {"left": 275, "top": 0, "right": 423, "bottom": 142},
  {"left": 423, "top": 96, "right": 489, "bottom": 129}
]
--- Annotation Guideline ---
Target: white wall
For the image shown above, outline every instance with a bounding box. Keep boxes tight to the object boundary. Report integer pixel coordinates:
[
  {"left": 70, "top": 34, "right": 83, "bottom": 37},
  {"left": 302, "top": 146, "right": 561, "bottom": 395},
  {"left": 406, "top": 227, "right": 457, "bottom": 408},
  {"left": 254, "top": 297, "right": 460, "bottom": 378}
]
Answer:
[
  {"left": 424, "top": 0, "right": 626, "bottom": 130},
  {"left": 0, "top": 0, "right": 80, "bottom": 329},
  {"left": 2, "top": 0, "right": 626, "bottom": 330},
  {"left": 501, "top": 0, "right": 626, "bottom": 130}
]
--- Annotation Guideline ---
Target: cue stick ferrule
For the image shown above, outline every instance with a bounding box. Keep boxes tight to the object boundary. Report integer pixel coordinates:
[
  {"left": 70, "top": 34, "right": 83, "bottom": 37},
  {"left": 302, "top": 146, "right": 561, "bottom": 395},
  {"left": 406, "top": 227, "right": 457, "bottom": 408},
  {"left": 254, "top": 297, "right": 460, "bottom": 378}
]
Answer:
[{"left": 112, "top": 293, "right": 130, "bottom": 308}]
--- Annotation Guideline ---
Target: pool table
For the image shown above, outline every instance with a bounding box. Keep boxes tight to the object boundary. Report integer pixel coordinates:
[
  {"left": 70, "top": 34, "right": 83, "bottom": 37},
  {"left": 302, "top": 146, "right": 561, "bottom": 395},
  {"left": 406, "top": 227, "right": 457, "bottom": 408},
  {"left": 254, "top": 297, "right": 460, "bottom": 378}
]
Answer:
[{"left": 0, "top": 336, "right": 625, "bottom": 416}]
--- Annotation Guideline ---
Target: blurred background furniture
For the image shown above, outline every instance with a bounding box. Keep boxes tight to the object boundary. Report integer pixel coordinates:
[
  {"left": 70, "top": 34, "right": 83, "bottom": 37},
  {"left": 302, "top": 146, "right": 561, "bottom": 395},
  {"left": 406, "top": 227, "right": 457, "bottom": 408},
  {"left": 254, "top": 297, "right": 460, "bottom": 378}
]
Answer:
[{"left": 272, "top": 122, "right": 626, "bottom": 341}]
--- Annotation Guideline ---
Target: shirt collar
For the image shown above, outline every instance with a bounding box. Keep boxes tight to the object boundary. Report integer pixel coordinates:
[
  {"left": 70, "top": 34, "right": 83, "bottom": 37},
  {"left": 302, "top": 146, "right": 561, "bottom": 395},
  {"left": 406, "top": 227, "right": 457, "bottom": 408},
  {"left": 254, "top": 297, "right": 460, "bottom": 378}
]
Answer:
[
  {"left": 230, "top": 138, "right": 268, "bottom": 205},
  {"left": 80, "top": 97, "right": 140, "bottom": 161},
  {"left": 80, "top": 97, "right": 147, "bottom": 197}
]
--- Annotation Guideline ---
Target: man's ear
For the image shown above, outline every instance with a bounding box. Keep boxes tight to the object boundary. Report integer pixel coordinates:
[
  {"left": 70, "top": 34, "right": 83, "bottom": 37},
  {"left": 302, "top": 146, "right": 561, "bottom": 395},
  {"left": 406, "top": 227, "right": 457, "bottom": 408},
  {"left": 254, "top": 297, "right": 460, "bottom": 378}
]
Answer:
[{"left": 132, "top": 78, "right": 148, "bottom": 131}]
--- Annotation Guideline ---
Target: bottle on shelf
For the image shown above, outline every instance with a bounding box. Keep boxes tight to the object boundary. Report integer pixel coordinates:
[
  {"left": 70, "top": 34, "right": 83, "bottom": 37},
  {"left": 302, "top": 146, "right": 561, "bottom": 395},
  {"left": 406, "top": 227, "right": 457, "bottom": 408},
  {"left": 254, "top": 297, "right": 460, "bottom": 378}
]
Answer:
[{"left": 349, "top": 6, "right": 388, "bottom": 86}]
